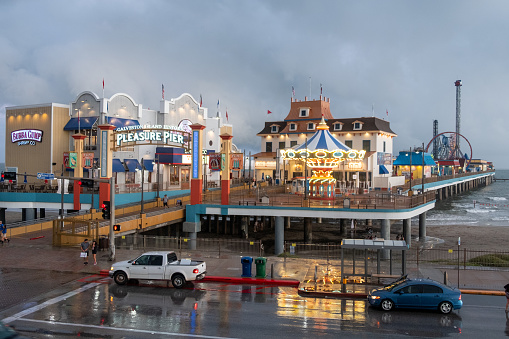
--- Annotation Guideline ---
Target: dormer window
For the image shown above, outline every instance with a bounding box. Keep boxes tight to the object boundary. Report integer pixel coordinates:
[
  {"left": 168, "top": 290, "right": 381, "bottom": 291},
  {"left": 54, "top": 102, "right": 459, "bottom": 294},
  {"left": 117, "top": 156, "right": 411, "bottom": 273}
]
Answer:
[
  {"left": 300, "top": 108, "right": 310, "bottom": 117},
  {"left": 271, "top": 125, "right": 279, "bottom": 133},
  {"left": 289, "top": 123, "right": 297, "bottom": 131},
  {"left": 334, "top": 123, "right": 342, "bottom": 131},
  {"left": 307, "top": 122, "right": 315, "bottom": 130},
  {"left": 353, "top": 121, "right": 363, "bottom": 130}
]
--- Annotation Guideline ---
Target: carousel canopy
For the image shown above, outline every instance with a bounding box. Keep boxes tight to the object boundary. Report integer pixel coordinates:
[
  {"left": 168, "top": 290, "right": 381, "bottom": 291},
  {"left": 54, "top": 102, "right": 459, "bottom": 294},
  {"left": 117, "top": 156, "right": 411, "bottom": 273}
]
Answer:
[{"left": 295, "top": 115, "right": 350, "bottom": 152}]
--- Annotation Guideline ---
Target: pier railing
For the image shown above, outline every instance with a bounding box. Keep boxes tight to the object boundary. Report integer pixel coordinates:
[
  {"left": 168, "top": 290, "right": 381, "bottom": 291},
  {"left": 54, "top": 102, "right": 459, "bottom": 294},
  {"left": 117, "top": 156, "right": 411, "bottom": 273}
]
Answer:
[{"left": 202, "top": 185, "right": 435, "bottom": 210}]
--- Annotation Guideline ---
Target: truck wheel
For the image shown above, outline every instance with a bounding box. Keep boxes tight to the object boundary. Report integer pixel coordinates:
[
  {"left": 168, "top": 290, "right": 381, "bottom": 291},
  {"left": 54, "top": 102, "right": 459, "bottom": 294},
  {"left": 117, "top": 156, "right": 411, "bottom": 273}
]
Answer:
[
  {"left": 172, "top": 274, "right": 186, "bottom": 289},
  {"left": 114, "top": 271, "right": 128, "bottom": 285}
]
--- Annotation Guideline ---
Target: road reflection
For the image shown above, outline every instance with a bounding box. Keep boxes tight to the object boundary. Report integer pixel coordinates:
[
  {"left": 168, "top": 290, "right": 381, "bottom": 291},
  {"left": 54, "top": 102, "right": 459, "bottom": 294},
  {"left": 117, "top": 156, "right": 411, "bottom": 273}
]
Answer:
[{"left": 366, "top": 307, "right": 462, "bottom": 337}]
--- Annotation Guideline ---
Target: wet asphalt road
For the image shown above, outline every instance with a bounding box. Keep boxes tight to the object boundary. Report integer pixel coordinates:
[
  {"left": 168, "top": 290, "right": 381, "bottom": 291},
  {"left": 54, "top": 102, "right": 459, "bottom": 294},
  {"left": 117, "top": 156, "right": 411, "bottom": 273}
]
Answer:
[{"left": 0, "top": 270, "right": 508, "bottom": 338}]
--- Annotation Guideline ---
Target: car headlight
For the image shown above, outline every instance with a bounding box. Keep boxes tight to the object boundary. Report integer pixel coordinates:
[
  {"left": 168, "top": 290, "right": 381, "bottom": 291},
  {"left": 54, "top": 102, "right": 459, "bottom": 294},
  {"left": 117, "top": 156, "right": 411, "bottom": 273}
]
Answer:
[
  {"left": 370, "top": 295, "right": 381, "bottom": 300},
  {"left": 110, "top": 266, "right": 114, "bottom": 271}
]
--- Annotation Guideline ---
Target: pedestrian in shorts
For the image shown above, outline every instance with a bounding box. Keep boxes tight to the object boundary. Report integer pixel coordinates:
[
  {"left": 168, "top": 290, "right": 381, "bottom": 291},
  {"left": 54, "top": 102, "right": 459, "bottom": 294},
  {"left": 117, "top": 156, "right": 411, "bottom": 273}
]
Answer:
[
  {"left": 163, "top": 194, "right": 168, "bottom": 208},
  {"left": 81, "top": 239, "right": 90, "bottom": 265}
]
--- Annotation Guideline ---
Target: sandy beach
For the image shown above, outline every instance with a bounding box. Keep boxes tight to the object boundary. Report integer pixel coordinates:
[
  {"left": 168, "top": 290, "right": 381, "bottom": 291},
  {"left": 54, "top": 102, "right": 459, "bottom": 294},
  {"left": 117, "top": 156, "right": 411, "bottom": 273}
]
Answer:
[{"left": 426, "top": 225, "right": 509, "bottom": 250}]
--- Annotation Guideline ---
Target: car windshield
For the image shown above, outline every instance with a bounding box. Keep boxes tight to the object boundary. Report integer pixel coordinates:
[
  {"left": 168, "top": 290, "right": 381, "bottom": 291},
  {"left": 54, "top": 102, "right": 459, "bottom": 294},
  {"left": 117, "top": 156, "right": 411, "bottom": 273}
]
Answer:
[{"left": 383, "top": 278, "right": 408, "bottom": 291}]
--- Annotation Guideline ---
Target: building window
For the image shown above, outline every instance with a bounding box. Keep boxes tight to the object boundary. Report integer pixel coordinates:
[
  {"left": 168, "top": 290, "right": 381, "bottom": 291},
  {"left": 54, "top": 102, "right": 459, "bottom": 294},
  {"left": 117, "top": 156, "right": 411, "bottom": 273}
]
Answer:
[
  {"left": 290, "top": 140, "right": 297, "bottom": 147},
  {"left": 307, "top": 123, "right": 315, "bottom": 130},
  {"left": 334, "top": 123, "right": 342, "bottom": 131},
  {"left": 362, "top": 140, "right": 371, "bottom": 151},
  {"left": 279, "top": 142, "right": 285, "bottom": 150},
  {"left": 383, "top": 141, "right": 386, "bottom": 153},
  {"left": 300, "top": 108, "right": 309, "bottom": 117},
  {"left": 353, "top": 122, "right": 362, "bottom": 130},
  {"left": 345, "top": 140, "right": 353, "bottom": 148},
  {"left": 289, "top": 123, "right": 297, "bottom": 131},
  {"left": 266, "top": 142, "right": 272, "bottom": 152},
  {"left": 271, "top": 125, "right": 278, "bottom": 133},
  {"left": 125, "top": 172, "right": 135, "bottom": 184}
]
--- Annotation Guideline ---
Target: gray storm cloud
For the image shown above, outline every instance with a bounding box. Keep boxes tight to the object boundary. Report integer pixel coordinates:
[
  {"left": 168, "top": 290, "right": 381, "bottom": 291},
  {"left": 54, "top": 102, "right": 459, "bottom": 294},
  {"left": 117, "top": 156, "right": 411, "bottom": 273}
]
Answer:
[{"left": 1, "top": 0, "right": 508, "bottom": 167}]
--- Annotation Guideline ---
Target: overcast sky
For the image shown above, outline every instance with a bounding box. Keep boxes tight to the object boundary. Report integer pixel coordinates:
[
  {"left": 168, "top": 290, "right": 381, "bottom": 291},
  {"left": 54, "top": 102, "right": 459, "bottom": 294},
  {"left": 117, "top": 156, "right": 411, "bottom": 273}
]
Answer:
[{"left": 1, "top": 0, "right": 508, "bottom": 168}]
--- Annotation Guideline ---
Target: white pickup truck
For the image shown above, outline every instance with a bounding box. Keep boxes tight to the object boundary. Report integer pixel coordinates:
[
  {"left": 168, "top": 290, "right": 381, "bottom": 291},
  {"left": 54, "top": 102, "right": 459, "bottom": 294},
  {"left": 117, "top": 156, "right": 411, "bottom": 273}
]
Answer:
[{"left": 109, "top": 251, "right": 206, "bottom": 288}]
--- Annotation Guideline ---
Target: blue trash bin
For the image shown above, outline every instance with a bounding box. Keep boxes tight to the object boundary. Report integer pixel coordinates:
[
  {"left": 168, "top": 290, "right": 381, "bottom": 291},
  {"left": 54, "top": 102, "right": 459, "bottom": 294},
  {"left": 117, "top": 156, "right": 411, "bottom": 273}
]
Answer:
[{"left": 241, "top": 256, "right": 253, "bottom": 277}]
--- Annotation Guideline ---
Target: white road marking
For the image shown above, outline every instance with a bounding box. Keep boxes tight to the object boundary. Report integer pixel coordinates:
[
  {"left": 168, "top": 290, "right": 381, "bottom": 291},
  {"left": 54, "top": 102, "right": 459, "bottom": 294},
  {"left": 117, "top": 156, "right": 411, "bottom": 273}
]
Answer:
[
  {"left": 2, "top": 283, "right": 101, "bottom": 324},
  {"left": 15, "top": 318, "right": 239, "bottom": 339}
]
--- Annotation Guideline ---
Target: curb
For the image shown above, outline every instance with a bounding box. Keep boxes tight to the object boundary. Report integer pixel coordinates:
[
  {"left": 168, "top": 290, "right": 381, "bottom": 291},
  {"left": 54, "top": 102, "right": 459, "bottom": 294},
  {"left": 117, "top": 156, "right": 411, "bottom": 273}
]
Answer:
[
  {"left": 202, "top": 276, "right": 300, "bottom": 287},
  {"left": 99, "top": 270, "right": 300, "bottom": 287},
  {"left": 460, "top": 289, "right": 504, "bottom": 296},
  {"left": 298, "top": 290, "right": 368, "bottom": 299}
]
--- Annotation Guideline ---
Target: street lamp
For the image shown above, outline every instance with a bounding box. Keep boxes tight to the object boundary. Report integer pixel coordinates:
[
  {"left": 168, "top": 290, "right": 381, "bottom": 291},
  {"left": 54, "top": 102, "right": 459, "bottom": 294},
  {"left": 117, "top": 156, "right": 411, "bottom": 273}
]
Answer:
[
  {"left": 135, "top": 160, "right": 145, "bottom": 215},
  {"left": 152, "top": 155, "right": 160, "bottom": 199},
  {"left": 304, "top": 137, "right": 308, "bottom": 200},
  {"left": 91, "top": 160, "right": 100, "bottom": 213}
]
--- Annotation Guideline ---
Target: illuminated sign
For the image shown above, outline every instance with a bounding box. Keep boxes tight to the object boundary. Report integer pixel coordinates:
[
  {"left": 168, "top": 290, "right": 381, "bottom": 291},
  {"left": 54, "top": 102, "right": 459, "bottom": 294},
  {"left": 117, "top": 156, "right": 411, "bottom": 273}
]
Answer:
[
  {"left": 182, "top": 154, "right": 192, "bottom": 164},
  {"left": 209, "top": 153, "right": 222, "bottom": 171},
  {"left": 192, "top": 130, "right": 199, "bottom": 179},
  {"left": 113, "top": 125, "right": 190, "bottom": 150},
  {"left": 11, "top": 129, "right": 43, "bottom": 146},
  {"left": 255, "top": 161, "right": 276, "bottom": 168},
  {"left": 348, "top": 162, "right": 363, "bottom": 170}
]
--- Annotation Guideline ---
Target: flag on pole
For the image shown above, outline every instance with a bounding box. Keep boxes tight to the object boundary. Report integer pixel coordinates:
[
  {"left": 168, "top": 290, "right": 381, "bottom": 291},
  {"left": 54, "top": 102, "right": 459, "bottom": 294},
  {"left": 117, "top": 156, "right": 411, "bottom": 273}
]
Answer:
[
  {"left": 162, "top": 84, "right": 165, "bottom": 100},
  {"left": 217, "top": 99, "right": 220, "bottom": 108},
  {"left": 386, "top": 109, "right": 389, "bottom": 117},
  {"left": 267, "top": 110, "right": 272, "bottom": 114},
  {"left": 320, "top": 83, "right": 323, "bottom": 95},
  {"left": 226, "top": 108, "right": 229, "bottom": 122},
  {"left": 200, "top": 94, "right": 202, "bottom": 107},
  {"left": 292, "top": 86, "right": 295, "bottom": 97},
  {"left": 102, "top": 78, "right": 104, "bottom": 89}
]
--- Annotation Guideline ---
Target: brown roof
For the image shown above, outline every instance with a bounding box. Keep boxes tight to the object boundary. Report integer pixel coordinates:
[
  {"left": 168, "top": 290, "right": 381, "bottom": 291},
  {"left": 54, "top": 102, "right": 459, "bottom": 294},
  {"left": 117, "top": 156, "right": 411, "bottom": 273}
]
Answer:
[
  {"left": 258, "top": 117, "right": 396, "bottom": 135},
  {"left": 252, "top": 152, "right": 277, "bottom": 159},
  {"left": 284, "top": 99, "right": 333, "bottom": 120}
]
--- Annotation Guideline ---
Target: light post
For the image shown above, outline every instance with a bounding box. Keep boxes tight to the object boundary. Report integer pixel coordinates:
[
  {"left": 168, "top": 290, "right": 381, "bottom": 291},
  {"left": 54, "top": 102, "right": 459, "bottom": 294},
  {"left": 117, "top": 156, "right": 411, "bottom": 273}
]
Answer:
[
  {"left": 422, "top": 143, "right": 425, "bottom": 202},
  {"left": 91, "top": 160, "right": 100, "bottom": 213},
  {"left": 136, "top": 160, "right": 145, "bottom": 215},
  {"left": 275, "top": 148, "right": 280, "bottom": 185},
  {"left": 304, "top": 137, "right": 308, "bottom": 200},
  {"left": 152, "top": 155, "right": 160, "bottom": 199}
]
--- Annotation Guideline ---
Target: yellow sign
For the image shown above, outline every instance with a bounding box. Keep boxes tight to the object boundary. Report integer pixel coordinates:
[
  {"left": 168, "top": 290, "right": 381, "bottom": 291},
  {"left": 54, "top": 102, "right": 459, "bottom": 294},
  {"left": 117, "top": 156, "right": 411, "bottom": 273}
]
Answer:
[
  {"left": 448, "top": 249, "right": 453, "bottom": 253},
  {"left": 250, "top": 241, "right": 254, "bottom": 245}
]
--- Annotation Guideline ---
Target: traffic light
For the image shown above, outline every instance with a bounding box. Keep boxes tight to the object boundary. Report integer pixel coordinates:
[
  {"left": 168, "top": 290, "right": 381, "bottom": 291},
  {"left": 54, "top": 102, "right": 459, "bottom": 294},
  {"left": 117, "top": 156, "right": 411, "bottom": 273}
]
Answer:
[
  {"left": 3, "top": 172, "right": 16, "bottom": 181},
  {"left": 113, "top": 224, "right": 121, "bottom": 231},
  {"left": 80, "top": 179, "right": 94, "bottom": 188},
  {"left": 101, "top": 201, "right": 111, "bottom": 219}
]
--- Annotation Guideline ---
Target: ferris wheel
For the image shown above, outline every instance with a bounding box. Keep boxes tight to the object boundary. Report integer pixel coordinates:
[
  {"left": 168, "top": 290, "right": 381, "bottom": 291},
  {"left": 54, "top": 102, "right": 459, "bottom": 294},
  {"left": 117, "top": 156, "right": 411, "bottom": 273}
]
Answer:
[{"left": 425, "top": 131, "right": 473, "bottom": 168}]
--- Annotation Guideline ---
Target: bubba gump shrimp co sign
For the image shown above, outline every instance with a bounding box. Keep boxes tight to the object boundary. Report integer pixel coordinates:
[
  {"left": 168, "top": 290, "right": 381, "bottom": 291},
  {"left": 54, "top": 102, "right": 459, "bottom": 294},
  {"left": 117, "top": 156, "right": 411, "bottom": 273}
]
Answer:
[
  {"left": 113, "top": 124, "right": 190, "bottom": 150},
  {"left": 11, "top": 129, "right": 43, "bottom": 146}
]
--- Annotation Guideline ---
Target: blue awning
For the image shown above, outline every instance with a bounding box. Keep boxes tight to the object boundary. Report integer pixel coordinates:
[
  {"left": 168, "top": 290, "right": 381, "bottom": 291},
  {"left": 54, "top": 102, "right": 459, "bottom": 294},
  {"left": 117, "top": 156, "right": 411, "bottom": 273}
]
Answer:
[
  {"left": 107, "top": 117, "right": 140, "bottom": 129},
  {"left": 63, "top": 117, "right": 98, "bottom": 131},
  {"left": 379, "top": 165, "right": 389, "bottom": 174},
  {"left": 112, "top": 159, "right": 125, "bottom": 173},
  {"left": 124, "top": 159, "right": 141, "bottom": 172},
  {"left": 143, "top": 159, "right": 154, "bottom": 172}
]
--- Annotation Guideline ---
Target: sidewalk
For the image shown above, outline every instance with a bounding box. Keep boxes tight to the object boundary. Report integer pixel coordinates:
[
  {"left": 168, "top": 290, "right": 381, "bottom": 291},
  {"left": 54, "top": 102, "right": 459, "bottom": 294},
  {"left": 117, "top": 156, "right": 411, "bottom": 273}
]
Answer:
[{"left": 2, "top": 230, "right": 507, "bottom": 298}]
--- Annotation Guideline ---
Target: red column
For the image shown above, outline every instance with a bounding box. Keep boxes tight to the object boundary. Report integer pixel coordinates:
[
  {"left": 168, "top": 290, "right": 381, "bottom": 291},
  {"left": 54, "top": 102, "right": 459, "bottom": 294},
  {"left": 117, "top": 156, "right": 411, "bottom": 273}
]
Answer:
[{"left": 220, "top": 134, "right": 233, "bottom": 206}]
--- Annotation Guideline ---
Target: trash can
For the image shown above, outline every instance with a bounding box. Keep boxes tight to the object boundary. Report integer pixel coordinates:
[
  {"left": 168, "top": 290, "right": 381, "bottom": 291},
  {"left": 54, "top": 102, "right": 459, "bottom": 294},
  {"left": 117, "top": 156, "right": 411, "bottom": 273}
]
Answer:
[
  {"left": 254, "top": 257, "right": 267, "bottom": 278},
  {"left": 99, "top": 236, "right": 109, "bottom": 251},
  {"left": 241, "top": 256, "right": 253, "bottom": 277}
]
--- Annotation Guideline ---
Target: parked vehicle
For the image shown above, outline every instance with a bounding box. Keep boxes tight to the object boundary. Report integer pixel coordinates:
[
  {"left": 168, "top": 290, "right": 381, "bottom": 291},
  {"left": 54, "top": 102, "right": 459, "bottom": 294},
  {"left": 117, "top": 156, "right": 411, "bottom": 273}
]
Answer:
[
  {"left": 109, "top": 251, "right": 206, "bottom": 288},
  {"left": 368, "top": 276, "right": 462, "bottom": 314}
]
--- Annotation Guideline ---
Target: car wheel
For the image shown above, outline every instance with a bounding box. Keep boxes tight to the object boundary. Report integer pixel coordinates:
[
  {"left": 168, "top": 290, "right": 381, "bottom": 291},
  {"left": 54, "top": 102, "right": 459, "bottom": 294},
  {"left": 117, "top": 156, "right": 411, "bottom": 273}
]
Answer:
[
  {"left": 439, "top": 301, "right": 453, "bottom": 314},
  {"left": 381, "top": 299, "right": 394, "bottom": 311},
  {"left": 114, "top": 271, "right": 128, "bottom": 285},
  {"left": 172, "top": 274, "right": 186, "bottom": 289}
]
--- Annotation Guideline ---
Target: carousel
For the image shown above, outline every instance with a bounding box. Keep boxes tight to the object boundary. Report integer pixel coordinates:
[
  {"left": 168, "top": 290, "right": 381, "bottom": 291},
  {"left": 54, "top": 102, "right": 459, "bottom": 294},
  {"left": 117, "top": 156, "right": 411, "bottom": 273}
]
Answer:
[{"left": 281, "top": 115, "right": 365, "bottom": 200}]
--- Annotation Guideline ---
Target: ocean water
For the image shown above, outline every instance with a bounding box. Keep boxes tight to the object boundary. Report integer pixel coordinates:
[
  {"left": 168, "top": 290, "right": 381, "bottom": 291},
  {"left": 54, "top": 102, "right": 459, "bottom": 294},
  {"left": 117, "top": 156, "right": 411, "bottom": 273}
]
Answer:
[{"left": 425, "top": 169, "right": 509, "bottom": 226}]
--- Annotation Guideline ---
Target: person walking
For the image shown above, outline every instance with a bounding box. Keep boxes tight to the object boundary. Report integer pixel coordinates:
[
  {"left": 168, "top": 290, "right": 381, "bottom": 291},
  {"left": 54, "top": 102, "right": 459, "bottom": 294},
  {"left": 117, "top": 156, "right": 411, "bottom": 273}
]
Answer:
[
  {"left": 163, "top": 194, "right": 168, "bottom": 208},
  {"left": 91, "top": 240, "right": 98, "bottom": 265},
  {"left": 1, "top": 222, "right": 9, "bottom": 244},
  {"left": 505, "top": 283, "right": 509, "bottom": 313},
  {"left": 81, "top": 239, "right": 90, "bottom": 265}
]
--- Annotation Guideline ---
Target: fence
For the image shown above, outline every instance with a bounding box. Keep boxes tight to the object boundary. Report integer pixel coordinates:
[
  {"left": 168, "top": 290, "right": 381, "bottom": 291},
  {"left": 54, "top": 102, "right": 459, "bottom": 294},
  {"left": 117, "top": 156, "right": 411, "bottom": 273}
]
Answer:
[
  {"left": 114, "top": 235, "right": 263, "bottom": 257},
  {"left": 407, "top": 247, "right": 509, "bottom": 270}
]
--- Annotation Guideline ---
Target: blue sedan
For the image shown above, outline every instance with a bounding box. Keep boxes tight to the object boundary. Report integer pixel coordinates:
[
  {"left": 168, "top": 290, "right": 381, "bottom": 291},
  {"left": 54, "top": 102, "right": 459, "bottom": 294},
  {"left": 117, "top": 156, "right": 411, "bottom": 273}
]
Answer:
[{"left": 368, "top": 277, "right": 462, "bottom": 314}]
